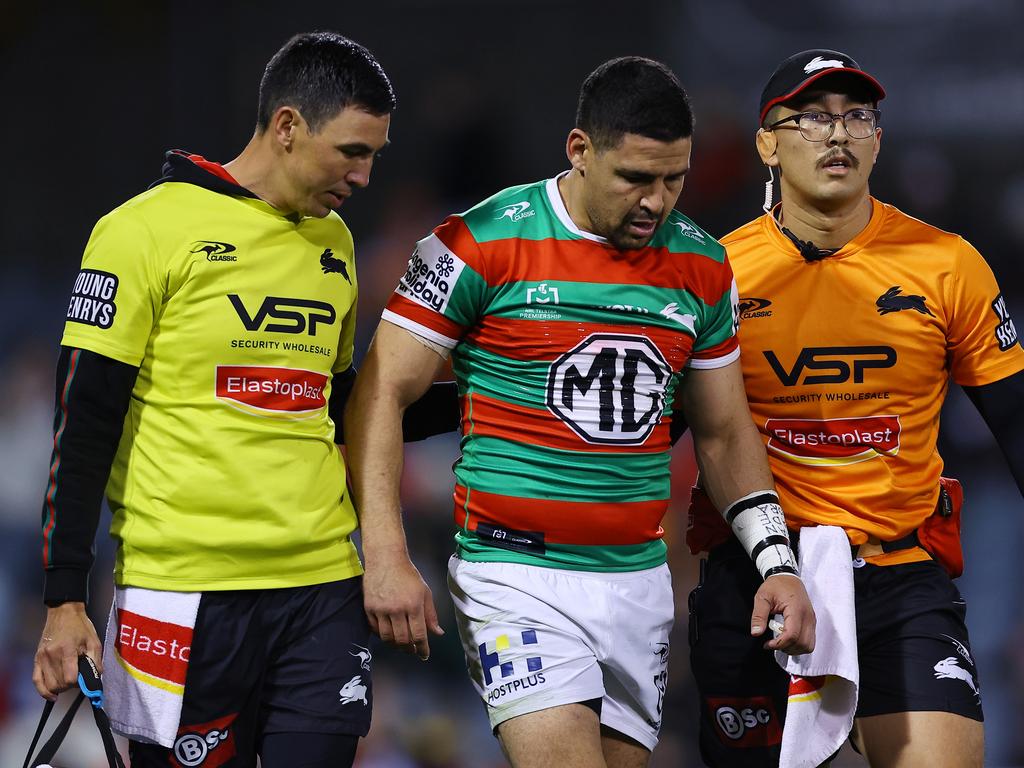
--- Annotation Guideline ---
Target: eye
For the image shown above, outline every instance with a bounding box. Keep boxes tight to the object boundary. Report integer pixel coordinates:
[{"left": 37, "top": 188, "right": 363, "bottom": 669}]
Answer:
[{"left": 802, "top": 112, "right": 832, "bottom": 124}]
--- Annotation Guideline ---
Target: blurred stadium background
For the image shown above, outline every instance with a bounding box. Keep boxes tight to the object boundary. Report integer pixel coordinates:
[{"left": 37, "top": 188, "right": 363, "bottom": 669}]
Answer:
[{"left": 2, "top": 1, "right": 1022, "bottom": 765}]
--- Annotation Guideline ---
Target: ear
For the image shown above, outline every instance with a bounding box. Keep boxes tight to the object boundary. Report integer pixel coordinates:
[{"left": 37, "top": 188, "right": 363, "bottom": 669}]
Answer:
[
  {"left": 270, "top": 106, "right": 302, "bottom": 150},
  {"left": 566, "top": 128, "right": 590, "bottom": 174},
  {"left": 871, "top": 126, "right": 882, "bottom": 165},
  {"left": 755, "top": 128, "right": 779, "bottom": 167}
]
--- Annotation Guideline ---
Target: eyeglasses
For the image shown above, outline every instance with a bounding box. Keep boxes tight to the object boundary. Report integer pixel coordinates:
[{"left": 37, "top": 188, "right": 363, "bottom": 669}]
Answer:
[{"left": 766, "top": 108, "right": 881, "bottom": 141}]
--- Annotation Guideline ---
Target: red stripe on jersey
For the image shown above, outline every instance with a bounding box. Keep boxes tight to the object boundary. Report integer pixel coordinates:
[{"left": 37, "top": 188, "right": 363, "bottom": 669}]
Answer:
[
  {"left": 435, "top": 217, "right": 732, "bottom": 303},
  {"left": 384, "top": 293, "right": 466, "bottom": 342},
  {"left": 465, "top": 317, "right": 696, "bottom": 369},
  {"left": 465, "top": 391, "right": 671, "bottom": 453},
  {"left": 691, "top": 335, "right": 739, "bottom": 361},
  {"left": 453, "top": 485, "right": 667, "bottom": 545}
]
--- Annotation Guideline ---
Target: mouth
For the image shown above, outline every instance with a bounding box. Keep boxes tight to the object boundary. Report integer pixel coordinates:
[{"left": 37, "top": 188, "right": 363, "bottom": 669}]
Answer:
[
  {"left": 626, "top": 218, "right": 658, "bottom": 238},
  {"left": 819, "top": 152, "right": 857, "bottom": 175},
  {"left": 326, "top": 190, "right": 349, "bottom": 208}
]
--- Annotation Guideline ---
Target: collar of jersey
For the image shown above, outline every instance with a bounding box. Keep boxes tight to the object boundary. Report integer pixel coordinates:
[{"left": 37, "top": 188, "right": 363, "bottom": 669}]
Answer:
[
  {"left": 545, "top": 172, "right": 610, "bottom": 244},
  {"left": 762, "top": 197, "right": 886, "bottom": 261}
]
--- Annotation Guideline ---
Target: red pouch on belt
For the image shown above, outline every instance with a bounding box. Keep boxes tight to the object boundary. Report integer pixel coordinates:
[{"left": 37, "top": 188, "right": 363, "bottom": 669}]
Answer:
[
  {"left": 917, "top": 476, "right": 965, "bottom": 578},
  {"left": 685, "top": 484, "right": 733, "bottom": 555}
]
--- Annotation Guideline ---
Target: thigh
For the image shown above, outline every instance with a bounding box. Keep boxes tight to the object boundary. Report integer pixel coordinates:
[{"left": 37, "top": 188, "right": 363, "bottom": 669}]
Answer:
[
  {"left": 601, "top": 725, "right": 651, "bottom": 768},
  {"left": 600, "top": 564, "right": 673, "bottom": 752},
  {"left": 129, "top": 591, "right": 267, "bottom": 767},
  {"left": 688, "top": 541, "right": 787, "bottom": 767},
  {"left": 448, "top": 557, "right": 606, "bottom": 733},
  {"left": 851, "top": 710, "right": 983, "bottom": 768},
  {"left": 260, "top": 578, "right": 373, "bottom": 738},
  {"left": 259, "top": 731, "right": 360, "bottom": 768},
  {"left": 856, "top": 560, "right": 983, "bottom": 722},
  {"left": 498, "top": 702, "right": 605, "bottom": 768}
]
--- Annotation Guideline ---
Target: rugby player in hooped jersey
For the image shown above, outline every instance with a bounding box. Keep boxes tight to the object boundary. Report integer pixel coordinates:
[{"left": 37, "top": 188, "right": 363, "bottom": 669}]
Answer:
[
  {"left": 686, "top": 50, "right": 1024, "bottom": 767},
  {"left": 34, "top": 32, "right": 458, "bottom": 768},
  {"left": 346, "top": 57, "right": 815, "bottom": 767}
]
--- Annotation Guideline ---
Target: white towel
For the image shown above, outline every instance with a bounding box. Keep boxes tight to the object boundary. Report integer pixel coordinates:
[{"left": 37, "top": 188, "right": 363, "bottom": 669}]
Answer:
[
  {"left": 102, "top": 586, "right": 201, "bottom": 747},
  {"left": 775, "top": 525, "right": 858, "bottom": 768}
]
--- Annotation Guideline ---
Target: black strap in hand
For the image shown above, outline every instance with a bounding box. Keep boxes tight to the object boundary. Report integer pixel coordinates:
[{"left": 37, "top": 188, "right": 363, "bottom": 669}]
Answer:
[{"left": 24, "top": 656, "right": 126, "bottom": 768}]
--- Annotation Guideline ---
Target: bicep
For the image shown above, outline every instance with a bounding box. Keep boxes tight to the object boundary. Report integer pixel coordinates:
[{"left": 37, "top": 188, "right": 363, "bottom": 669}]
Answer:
[{"left": 356, "top": 320, "right": 450, "bottom": 408}]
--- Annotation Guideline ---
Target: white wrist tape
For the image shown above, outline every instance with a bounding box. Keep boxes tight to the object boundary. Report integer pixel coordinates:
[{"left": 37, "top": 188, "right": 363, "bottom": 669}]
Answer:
[{"left": 722, "top": 490, "right": 799, "bottom": 580}]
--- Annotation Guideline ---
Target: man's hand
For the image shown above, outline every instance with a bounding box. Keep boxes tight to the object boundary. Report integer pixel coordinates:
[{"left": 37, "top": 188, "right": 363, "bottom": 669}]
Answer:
[
  {"left": 751, "top": 574, "right": 815, "bottom": 655},
  {"left": 33, "top": 602, "right": 102, "bottom": 700},
  {"left": 363, "top": 550, "right": 444, "bottom": 661}
]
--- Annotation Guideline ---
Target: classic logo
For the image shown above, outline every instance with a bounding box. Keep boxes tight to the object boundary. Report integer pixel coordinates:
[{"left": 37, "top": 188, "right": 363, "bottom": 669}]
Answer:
[
  {"left": 933, "top": 657, "right": 979, "bottom": 698},
  {"left": 764, "top": 346, "right": 896, "bottom": 386},
  {"left": 496, "top": 201, "right": 535, "bottom": 222},
  {"left": 319, "top": 247, "right": 351, "bottom": 283},
  {"left": 216, "top": 366, "right": 327, "bottom": 416},
  {"left": 803, "top": 55, "right": 845, "bottom": 73},
  {"left": 173, "top": 714, "right": 236, "bottom": 768},
  {"left": 339, "top": 675, "right": 369, "bottom": 705},
  {"left": 526, "top": 283, "right": 559, "bottom": 305},
  {"left": 396, "top": 235, "right": 466, "bottom": 313},
  {"left": 766, "top": 415, "right": 901, "bottom": 465},
  {"left": 546, "top": 333, "right": 671, "bottom": 445},
  {"left": 876, "top": 286, "right": 934, "bottom": 316},
  {"left": 481, "top": 630, "right": 546, "bottom": 702},
  {"left": 115, "top": 609, "right": 192, "bottom": 689},
  {"left": 67, "top": 269, "right": 118, "bottom": 329},
  {"left": 739, "top": 297, "right": 773, "bottom": 320},
  {"left": 190, "top": 241, "right": 237, "bottom": 262},
  {"left": 707, "top": 696, "right": 782, "bottom": 747},
  {"left": 228, "top": 295, "right": 335, "bottom": 336},
  {"left": 350, "top": 644, "right": 372, "bottom": 671},
  {"left": 942, "top": 634, "right": 974, "bottom": 667},
  {"left": 672, "top": 220, "right": 706, "bottom": 242},
  {"left": 992, "top": 293, "right": 1020, "bottom": 351}
]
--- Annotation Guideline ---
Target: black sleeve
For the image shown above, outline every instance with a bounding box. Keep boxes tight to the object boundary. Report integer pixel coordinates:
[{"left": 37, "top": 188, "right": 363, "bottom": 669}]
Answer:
[
  {"left": 328, "top": 368, "right": 461, "bottom": 444},
  {"left": 963, "top": 369, "right": 1024, "bottom": 495},
  {"left": 42, "top": 347, "right": 138, "bottom": 605},
  {"left": 669, "top": 409, "right": 690, "bottom": 447}
]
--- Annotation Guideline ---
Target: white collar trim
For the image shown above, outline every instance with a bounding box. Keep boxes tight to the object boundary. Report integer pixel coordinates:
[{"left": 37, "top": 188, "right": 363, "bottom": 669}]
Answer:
[{"left": 544, "top": 172, "right": 609, "bottom": 244}]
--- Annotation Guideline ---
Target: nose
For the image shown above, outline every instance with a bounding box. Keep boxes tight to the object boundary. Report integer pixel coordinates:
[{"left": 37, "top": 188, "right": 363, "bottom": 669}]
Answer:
[
  {"left": 640, "top": 182, "right": 669, "bottom": 217},
  {"left": 828, "top": 116, "right": 851, "bottom": 145},
  {"left": 346, "top": 158, "right": 374, "bottom": 189}
]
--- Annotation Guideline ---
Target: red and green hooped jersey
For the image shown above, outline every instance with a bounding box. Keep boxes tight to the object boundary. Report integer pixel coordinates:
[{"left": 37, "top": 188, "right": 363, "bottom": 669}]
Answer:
[{"left": 384, "top": 174, "right": 739, "bottom": 571}]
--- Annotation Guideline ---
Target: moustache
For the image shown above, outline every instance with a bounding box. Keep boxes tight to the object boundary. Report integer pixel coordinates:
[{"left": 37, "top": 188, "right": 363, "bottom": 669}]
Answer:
[{"left": 818, "top": 149, "right": 860, "bottom": 170}]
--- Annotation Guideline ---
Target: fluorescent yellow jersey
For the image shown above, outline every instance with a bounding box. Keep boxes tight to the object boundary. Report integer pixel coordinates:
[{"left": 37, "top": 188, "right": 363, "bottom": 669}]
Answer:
[
  {"left": 723, "top": 199, "right": 1024, "bottom": 545},
  {"left": 61, "top": 159, "right": 361, "bottom": 590}
]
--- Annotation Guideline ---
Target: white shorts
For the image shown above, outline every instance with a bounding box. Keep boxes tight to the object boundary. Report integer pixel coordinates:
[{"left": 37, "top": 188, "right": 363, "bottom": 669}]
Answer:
[{"left": 447, "top": 556, "right": 673, "bottom": 750}]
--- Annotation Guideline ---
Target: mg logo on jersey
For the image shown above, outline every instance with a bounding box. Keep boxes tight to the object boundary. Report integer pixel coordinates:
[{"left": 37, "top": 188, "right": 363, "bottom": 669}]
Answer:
[
  {"left": 766, "top": 415, "right": 901, "bottom": 465},
  {"left": 228, "top": 295, "right": 336, "bottom": 336},
  {"left": 216, "top": 366, "right": 327, "bottom": 417},
  {"left": 764, "top": 346, "right": 896, "bottom": 386},
  {"left": 496, "top": 201, "right": 535, "bottom": 222},
  {"left": 547, "top": 333, "right": 671, "bottom": 445}
]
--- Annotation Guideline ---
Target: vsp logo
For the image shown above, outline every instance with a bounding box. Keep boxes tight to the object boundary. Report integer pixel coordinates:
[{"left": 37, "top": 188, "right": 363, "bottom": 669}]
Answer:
[
  {"left": 715, "top": 706, "right": 772, "bottom": 740},
  {"left": 527, "top": 283, "right": 559, "bottom": 305},
  {"left": 173, "top": 728, "right": 230, "bottom": 767},
  {"left": 546, "top": 333, "right": 671, "bottom": 445},
  {"left": 496, "top": 201, "right": 535, "bottom": 222},
  {"left": 228, "top": 295, "right": 336, "bottom": 336},
  {"left": 764, "top": 346, "right": 896, "bottom": 386}
]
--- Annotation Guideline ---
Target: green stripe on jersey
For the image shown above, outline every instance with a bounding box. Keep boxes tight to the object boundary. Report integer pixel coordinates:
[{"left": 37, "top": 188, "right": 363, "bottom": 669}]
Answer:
[
  {"left": 453, "top": 343, "right": 551, "bottom": 408},
  {"left": 455, "top": 532, "right": 668, "bottom": 572},
  {"left": 455, "top": 436, "right": 670, "bottom": 503}
]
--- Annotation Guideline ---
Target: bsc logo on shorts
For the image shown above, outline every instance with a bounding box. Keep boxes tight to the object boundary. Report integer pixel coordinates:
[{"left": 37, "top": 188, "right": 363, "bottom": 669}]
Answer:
[
  {"left": 173, "top": 714, "right": 236, "bottom": 767},
  {"left": 706, "top": 696, "right": 782, "bottom": 748}
]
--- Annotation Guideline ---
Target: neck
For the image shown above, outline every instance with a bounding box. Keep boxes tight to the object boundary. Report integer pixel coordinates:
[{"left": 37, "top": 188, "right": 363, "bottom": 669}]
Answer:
[
  {"left": 223, "top": 131, "right": 293, "bottom": 214},
  {"left": 557, "top": 169, "right": 595, "bottom": 234},
  {"left": 776, "top": 183, "right": 873, "bottom": 251}
]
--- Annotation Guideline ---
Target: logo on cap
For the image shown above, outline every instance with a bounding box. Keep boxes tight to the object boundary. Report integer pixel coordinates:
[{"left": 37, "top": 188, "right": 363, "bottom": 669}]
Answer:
[{"left": 803, "top": 56, "right": 846, "bottom": 74}]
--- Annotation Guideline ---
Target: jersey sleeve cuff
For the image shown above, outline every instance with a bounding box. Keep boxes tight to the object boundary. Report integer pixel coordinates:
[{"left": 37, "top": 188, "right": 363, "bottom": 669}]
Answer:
[{"left": 43, "top": 567, "right": 90, "bottom": 605}]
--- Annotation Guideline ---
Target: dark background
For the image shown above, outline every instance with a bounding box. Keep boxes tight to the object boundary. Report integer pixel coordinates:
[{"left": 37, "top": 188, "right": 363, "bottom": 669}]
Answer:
[{"left": 1, "top": 1, "right": 1022, "bottom": 765}]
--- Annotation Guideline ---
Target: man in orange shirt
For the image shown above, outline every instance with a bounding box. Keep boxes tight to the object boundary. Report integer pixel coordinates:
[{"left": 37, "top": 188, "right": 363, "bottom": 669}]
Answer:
[{"left": 687, "top": 49, "right": 1024, "bottom": 767}]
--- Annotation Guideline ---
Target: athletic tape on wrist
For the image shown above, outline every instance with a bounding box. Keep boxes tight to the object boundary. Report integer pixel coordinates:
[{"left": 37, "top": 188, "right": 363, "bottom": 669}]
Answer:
[{"left": 722, "top": 490, "right": 799, "bottom": 580}]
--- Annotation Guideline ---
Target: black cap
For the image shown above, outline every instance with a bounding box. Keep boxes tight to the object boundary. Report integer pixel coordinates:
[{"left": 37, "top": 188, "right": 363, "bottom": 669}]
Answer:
[{"left": 759, "top": 49, "right": 885, "bottom": 124}]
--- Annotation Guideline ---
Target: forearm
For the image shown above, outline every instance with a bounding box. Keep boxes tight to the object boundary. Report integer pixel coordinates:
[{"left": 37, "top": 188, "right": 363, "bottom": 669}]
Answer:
[
  {"left": 693, "top": 416, "right": 776, "bottom": 511},
  {"left": 964, "top": 372, "right": 1024, "bottom": 495}
]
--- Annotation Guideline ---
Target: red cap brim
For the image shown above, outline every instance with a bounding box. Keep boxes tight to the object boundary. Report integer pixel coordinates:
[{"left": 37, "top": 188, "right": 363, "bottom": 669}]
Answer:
[{"left": 759, "top": 68, "right": 886, "bottom": 124}]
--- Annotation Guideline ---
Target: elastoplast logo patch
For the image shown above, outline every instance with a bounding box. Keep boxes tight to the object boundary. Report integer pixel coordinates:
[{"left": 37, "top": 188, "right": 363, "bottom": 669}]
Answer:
[
  {"left": 215, "top": 366, "right": 327, "bottom": 417},
  {"left": 766, "top": 415, "right": 901, "bottom": 465},
  {"left": 67, "top": 269, "right": 118, "bottom": 329},
  {"left": 115, "top": 609, "right": 192, "bottom": 689}
]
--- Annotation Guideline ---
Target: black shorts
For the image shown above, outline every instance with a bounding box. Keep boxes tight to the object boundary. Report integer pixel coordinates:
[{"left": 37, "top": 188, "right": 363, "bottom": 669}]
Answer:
[
  {"left": 688, "top": 537, "right": 982, "bottom": 767},
  {"left": 129, "top": 578, "right": 372, "bottom": 767}
]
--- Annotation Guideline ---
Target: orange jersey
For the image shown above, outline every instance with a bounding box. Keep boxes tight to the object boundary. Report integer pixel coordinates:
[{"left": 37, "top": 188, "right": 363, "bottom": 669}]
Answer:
[{"left": 724, "top": 198, "right": 1024, "bottom": 545}]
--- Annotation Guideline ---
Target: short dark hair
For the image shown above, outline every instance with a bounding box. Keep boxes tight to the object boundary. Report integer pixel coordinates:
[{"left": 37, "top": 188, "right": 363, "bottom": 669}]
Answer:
[
  {"left": 576, "top": 57, "right": 694, "bottom": 151},
  {"left": 256, "top": 31, "right": 396, "bottom": 133}
]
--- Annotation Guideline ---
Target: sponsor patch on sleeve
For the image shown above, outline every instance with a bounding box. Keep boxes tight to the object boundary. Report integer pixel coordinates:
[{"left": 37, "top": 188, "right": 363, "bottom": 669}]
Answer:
[
  {"left": 992, "top": 293, "right": 1020, "bottom": 351},
  {"left": 395, "top": 233, "right": 467, "bottom": 315},
  {"left": 67, "top": 269, "right": 119, "bottom": 329}
]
